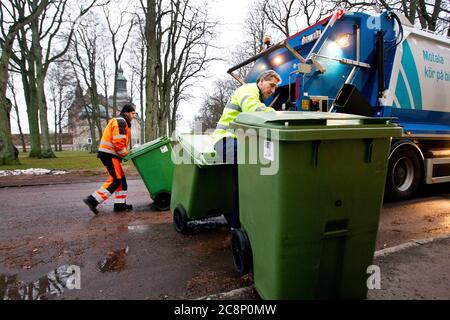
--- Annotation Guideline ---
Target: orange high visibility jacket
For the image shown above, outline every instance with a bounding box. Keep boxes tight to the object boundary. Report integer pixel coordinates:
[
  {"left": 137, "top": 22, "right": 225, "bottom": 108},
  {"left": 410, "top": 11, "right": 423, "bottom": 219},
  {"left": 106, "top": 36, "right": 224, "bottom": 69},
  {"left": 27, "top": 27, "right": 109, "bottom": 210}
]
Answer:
[{"left": 98, "top": 116, "right": 131, "bottom": 158}]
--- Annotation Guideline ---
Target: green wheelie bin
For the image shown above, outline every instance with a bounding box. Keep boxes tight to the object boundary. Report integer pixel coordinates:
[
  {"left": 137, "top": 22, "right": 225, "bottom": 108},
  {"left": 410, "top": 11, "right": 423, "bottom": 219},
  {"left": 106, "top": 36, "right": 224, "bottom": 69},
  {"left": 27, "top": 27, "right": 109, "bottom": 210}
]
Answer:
[
  {"left": 170, "top": 133, "right": 235, "bottom": 234},
  {"left": 229, "top": 111, "right": 402, "bottom": 300},
  {"left": 124, "top": 136, "right": 174, "bottom": 211}
]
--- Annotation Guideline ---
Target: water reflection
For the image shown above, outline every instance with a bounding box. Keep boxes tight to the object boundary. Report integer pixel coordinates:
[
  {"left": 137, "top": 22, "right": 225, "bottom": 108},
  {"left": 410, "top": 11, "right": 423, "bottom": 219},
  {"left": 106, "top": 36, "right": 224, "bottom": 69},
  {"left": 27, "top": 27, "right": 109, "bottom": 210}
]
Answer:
[{"left": 0, "top": 265, "right": 75, "bottom": 300}]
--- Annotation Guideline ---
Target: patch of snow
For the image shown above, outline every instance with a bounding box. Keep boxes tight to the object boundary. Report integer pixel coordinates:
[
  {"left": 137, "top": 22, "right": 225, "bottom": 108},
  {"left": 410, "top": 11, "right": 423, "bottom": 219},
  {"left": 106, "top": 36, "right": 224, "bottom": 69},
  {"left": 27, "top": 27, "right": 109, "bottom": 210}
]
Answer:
[{"left": 0, "top": 168, "right": 67, "bottom": 177}]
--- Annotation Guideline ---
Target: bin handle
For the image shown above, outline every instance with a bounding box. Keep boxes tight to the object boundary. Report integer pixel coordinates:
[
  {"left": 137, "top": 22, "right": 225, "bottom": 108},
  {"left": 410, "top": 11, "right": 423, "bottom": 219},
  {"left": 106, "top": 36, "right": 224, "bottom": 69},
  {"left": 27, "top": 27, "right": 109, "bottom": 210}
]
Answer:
[
  {"left": 365, "top": 139, "right": 374, "bottom": 163},
  {"left": 312, "top": 140, "right": 321, "bottom": 168},
  {"left": 322, "top": 229, "right": 348, "bottom": 239}
]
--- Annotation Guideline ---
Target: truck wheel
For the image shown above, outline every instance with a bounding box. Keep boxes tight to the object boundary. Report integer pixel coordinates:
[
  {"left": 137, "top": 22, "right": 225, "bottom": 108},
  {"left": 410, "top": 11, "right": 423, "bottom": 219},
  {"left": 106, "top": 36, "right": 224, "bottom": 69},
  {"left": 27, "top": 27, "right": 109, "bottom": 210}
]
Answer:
[
  {"left": 386, "top": 147, "right": 422, "bottom": 200},
  {"left": 154, "top": 192, "right": 171, "bottom": 211},
  {"left": 173, "top": 205, "right": 189, "bottom": 234},
  {"left": 231, "top": 229, "right": 252, "bottom": 276}
]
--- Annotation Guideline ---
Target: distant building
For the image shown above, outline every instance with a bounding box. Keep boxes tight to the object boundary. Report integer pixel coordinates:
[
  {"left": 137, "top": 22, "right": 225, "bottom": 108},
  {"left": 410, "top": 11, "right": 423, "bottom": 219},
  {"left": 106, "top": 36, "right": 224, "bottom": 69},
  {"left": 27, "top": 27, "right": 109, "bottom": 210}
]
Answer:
[{"left": 68, "top": 66, "right": 142, "bottom": 151}]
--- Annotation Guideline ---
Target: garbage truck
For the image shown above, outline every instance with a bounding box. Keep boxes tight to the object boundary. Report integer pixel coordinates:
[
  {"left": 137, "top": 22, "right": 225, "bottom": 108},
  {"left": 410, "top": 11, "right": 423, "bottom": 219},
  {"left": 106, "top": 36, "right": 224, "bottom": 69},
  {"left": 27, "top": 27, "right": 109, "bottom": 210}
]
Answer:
[{"left": 227, "top": 9, "right": 450, "bottom": 200}]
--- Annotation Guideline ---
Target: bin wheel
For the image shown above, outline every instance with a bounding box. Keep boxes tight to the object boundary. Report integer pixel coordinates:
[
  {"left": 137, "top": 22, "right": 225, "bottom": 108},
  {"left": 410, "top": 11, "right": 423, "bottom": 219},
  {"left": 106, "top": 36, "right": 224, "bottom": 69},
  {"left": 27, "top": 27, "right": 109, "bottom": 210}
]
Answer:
[
  {"left": 223, "top": 213, "right": 231, "bottom": 226},
  {"left": 173, "top": 205, "right": 189, "bottom": 234},
  {"left": 231, "top": 229, "right": 252, "bottom": 276},
  {"left": 154, "top": 192, "right": 171, "bottom": 211},
  {"left": 385, "top": 146, "right": 422, "bottom": 201}
]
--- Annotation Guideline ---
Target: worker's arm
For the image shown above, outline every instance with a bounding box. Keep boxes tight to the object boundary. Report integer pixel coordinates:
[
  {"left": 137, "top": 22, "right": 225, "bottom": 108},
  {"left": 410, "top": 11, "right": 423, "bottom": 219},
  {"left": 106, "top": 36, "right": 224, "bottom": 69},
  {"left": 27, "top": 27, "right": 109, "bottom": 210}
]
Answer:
[
  {"left": 112, "top": 118, "right": 129, "bottom": 158},
  {"left": 240, "top": 94, "right": 275, "bottom": 113}
]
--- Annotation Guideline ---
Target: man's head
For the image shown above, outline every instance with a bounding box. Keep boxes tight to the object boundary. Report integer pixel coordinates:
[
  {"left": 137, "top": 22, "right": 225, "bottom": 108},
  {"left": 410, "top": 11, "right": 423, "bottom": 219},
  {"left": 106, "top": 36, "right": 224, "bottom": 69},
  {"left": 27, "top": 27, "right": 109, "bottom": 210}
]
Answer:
[
  {"left": 121, "top": 104, "right": 136, "bottom": 121},
  {"left": 256, "top": 70, "right": 282, "bottom": 99}
]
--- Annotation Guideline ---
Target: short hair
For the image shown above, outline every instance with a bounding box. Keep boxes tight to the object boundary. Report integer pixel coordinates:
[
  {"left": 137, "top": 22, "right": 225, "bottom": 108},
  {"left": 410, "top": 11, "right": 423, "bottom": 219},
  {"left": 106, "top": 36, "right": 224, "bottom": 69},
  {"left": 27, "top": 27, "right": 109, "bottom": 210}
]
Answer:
[{"left": 256, "top": 70, "right": 282, "bottom": 85}]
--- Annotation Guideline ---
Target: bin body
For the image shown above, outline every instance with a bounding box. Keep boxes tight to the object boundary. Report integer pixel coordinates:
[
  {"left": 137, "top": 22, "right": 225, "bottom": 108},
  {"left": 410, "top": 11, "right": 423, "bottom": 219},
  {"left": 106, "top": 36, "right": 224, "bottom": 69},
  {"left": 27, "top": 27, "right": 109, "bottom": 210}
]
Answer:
[
  {"left": 170, "top": 134, "right": 235, "bottom": 220},
  {"left": 125, "top": 136, "right": 174, "bottom": 203},
  {"left": 231, "top": 111, "right": 402, "bottom": 300}
]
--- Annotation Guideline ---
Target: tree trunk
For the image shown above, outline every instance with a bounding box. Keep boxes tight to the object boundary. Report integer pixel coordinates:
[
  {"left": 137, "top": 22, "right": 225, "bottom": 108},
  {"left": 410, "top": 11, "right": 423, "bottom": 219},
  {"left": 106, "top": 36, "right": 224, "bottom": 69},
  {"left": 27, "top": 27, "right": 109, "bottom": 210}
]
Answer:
[
  {"left": 17, "top": 28, "right": 42, "bottom": 158},
  {"left": 11, "top": 80, "right": 27, "bottom": 152},
  {"left": 140, "top": 41, "right": 145, "bottom": 144},
  {"left": 112, "top": 67, "right": 118, "bottom": 117},
  {"left": 32, "top": 17, "right": 55, "bottom": 159},
  {"left": 54, "top": 95, "right": 58, "bottom": 152},
  {"left": 0, "top": 52, "right": 19, "bottom": 164},
  {"left": 84, "top": 105, "right": 98, "bottom": 153},
  {"left": 145, "top": 0, "right": 159, "bottom": 142},
  {"left": 0, "top": 0, "right": 48, "bottom": 165},
  {"left": 58, "top": 89, "right": 63, "bottom": 152}
]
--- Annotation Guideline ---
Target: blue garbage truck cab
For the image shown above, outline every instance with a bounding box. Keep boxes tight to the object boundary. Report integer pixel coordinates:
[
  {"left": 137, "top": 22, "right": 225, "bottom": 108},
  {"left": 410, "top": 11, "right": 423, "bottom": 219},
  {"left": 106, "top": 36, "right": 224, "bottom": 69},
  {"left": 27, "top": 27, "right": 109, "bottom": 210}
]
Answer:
[{"left": 228, "top": 9, "right": 450, "bottom": 200}]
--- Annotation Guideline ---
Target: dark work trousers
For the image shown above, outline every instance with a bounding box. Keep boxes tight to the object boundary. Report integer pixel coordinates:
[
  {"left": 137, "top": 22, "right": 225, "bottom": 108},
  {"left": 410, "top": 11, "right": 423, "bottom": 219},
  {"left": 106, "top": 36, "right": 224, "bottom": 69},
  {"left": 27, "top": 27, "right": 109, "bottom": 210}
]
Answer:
[
  {"left": 91, "top": 156, "right": 128, "bottom": 204},
  {"left": 214, "top": 138, "right": 239, "bottom": 229}
]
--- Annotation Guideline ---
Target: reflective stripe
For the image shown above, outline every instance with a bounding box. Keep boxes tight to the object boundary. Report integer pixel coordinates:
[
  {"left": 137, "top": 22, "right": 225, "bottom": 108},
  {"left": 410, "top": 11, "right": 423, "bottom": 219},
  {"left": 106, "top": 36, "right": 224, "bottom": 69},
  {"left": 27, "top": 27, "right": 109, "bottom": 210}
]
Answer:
[
  {"left": 99, "top": 188, "right": 112, "bottom": 198},
  {"left": 225, "top": 103, "right": 242, "bottom": 112},
  {"left": 98, "top": 147, "right": 119, "bottom": 156},
  {"left": 240, "top": 95, "right": 252, "bottom": 107},
  {"left": 92, "top": 192, "right": 103, "bottom": 203},
  {"left": 114, "top": 198, "right": 126, "bottom": 204},
  {"left": 113, "top": 135, "right": 127, "bottom": 140},
  {"left": 117, "top": 149, "right": 127, "bottom": 155},
  {"left": 115, "top": 191, "right": 127, "bottom": 197},
  {"left": 100, "top": 141, "right": 114, "bottom": 148},
  {"left": 255, "top": 106, "right": 266, "bottom": 112},
  {"left": 216, "top": 124, "right": 229, "bottom": 130}
]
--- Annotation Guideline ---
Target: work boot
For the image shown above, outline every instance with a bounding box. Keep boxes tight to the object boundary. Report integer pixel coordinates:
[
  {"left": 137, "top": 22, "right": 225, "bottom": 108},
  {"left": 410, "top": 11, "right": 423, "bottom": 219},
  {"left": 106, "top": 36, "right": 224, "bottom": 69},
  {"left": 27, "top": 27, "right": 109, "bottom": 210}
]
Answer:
[
  {"left": 113, "top": 203, "right": 133, "bottom": 212},
  {"left": 83, "top": 195, "right": 99, "bottom": 215}
]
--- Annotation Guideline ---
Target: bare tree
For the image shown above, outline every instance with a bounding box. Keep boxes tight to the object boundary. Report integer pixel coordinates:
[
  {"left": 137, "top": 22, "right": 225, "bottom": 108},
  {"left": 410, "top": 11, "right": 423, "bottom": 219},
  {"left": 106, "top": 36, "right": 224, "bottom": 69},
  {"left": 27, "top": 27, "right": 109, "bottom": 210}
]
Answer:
[
  {"left": 103, "top": 0, "right": 135, "bottom": 117},
  {"left": 98, "top": 48, "right": 113, "bottom": 123},
  {"left": 194, "top": 78, "right": 239, "bottom": 131},
  {"left": 329, "top": 0, "right": 449, "bottom": 34},
  {"left": 7, "top": 0, "right": 96, "bottom": 158},
  {"left": 142, "top": 0, "right": 159, "bottom": 141},
  {"left": 155, "top": 0, "right": 218, "bottom": 136},
  {"left": 262, "top": 0, "right": 302, "bottom": 38},
  {"left": 126, "top": 13, "right": 146, "bottom": 143},
  {"left": 260, "top": 0, "right": 327, "bottom": 39},
  {"left": 48, "top": 60, "right": 75, "bottom": 151},
  {"left": 7, "top": 76, "right": 27, "bottom": 152},
  {"left": 71, "top": 12, "right": 109, "bottom": 152},
  {"left": 0, "top": 0, "right": 49, "bottom": 165}
]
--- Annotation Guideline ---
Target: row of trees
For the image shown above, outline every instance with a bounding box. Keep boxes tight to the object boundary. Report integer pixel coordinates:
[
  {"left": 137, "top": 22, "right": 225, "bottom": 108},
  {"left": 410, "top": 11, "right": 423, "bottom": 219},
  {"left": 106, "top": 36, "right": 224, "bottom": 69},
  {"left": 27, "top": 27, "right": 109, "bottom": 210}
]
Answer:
[
  {"left": 0, "top": 0, "right": 218, "bottom": 165},
  {"left": 195, "top": 0, "right": 449, "bottom": 129}
]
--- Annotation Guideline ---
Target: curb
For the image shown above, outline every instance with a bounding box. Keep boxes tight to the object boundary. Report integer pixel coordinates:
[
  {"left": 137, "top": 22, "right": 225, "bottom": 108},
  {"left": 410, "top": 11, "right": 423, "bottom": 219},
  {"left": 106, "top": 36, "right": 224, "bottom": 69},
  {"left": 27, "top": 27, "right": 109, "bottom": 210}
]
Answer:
[{"left": 197, "top": 233, "right": 450, "bottom": 300}]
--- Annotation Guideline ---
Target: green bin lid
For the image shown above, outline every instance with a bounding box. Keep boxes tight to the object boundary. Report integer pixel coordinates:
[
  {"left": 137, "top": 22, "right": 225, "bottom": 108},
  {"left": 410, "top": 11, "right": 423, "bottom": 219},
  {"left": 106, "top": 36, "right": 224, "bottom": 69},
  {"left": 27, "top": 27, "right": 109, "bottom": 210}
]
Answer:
[
  {"left": 125, "top": 136, "right": 171, "bottom": 160},
  {"left": 176, "top": 134, "right": 221, "bottom": 166},
  {"left": 230, "top": 111, "right": 402, "bottom": 140}
]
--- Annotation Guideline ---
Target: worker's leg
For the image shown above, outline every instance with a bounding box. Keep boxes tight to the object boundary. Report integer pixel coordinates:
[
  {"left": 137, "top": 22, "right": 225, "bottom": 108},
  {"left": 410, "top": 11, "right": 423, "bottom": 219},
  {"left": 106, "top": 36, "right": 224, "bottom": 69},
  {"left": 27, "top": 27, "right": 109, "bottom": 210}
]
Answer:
[
  {"left": 113, "top": 165, "right": 133, "bottom": 212},
  {"left": 83, "top": 157, "right": 122, "bottom": 214},
  {"left": 214, "top": 138, "right": 240, "bottom": 228},
  {"left": 229, "top": 139, "right": 240, "bottom": 229}
]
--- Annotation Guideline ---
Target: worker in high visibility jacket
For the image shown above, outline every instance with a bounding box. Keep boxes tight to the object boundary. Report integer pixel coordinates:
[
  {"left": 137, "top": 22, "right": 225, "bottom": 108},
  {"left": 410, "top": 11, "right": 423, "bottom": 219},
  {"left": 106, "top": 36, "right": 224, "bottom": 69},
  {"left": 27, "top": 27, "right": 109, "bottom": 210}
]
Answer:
[
  {"left": 83, "top": 104, "right": 136, "bottom": 215},
  {"left": 213, "top": 70, "right": 282, "bottom": 228}
]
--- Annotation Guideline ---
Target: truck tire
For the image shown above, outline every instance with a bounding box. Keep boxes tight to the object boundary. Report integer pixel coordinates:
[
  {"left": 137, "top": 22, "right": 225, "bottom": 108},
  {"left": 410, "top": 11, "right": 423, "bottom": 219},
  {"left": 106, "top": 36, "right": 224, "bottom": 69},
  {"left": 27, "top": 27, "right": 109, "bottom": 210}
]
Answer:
[
  {"left": 385, "top": 147, "right": 422, "bottom": 200},
  {"left": 173, "top": 205, "right": 189, "bottom": 234},
  {"left": 230, "top": 229, "right": 252, "bottom": 276}
]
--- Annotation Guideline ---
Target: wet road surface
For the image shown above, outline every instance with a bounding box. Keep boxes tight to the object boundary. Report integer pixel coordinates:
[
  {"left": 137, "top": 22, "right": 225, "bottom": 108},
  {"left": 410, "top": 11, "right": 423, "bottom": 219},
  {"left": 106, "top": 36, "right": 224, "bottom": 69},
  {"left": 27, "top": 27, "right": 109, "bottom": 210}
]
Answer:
[{"left": 0, "top": 178, "right": 448, "bottom": 300}]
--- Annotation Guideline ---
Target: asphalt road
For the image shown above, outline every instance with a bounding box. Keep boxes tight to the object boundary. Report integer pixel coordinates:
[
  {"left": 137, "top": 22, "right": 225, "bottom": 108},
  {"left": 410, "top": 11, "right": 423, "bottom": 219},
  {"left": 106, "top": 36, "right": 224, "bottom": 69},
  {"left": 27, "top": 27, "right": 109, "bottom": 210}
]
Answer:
[{"left": 0, "top": 178, "right": 449, "bottom": 300}]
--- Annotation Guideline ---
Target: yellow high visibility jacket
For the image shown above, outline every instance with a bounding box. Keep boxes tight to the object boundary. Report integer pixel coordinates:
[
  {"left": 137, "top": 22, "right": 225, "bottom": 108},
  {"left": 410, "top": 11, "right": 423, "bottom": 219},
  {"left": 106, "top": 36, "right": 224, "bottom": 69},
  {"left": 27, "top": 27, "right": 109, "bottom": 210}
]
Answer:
[
  {"left": 98, "top": 116, "right": 131, "bottom": 158},
  {"left": 212, "top": 83, "right": 275, "bottom": 144}
]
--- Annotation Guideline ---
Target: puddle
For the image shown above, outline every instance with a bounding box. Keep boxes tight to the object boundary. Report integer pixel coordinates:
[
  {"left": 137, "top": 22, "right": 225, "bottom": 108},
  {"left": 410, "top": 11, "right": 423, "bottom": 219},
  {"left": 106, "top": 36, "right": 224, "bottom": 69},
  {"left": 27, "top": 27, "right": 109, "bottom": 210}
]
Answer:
[
  {"left": 98, "top": 247, "right": 129, "bottom": 273},
  {"left": 127, "top": 225, "right": 150, "bottom": 233},
  {"left": 188, "top": 216, "right": 228, "bottom": 232},
  {"left": 0, "top": 265, "right": 78, "bottom": 300}
]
